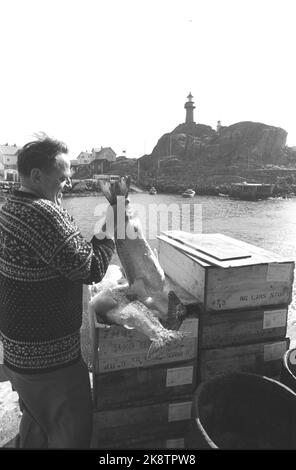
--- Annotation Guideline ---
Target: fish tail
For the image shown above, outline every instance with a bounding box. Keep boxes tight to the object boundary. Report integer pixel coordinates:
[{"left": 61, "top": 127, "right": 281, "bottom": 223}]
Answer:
[
  {"left": 116, "top": 175, "right": 131, "bottom": 198},
  {"left": 97, "top": 180, "right": 114, "bottom": 204},
  {"left": 97, "top": 175, "right": 131, "bottom": 204},
  {"left": 166, "top": 291, "right": 187, "bottom": 329},
  {"left": 146, "top": 339, "right": 165, "bottom": 359},
  {"left": 146, "top": 330, "right": 185, "bottom": 359}
]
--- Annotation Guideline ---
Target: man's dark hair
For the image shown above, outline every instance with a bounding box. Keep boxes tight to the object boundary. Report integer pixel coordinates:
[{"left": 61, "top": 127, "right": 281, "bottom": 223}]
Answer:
[{"left": 17, "top": 135, "right": 68, "bottom": 176}]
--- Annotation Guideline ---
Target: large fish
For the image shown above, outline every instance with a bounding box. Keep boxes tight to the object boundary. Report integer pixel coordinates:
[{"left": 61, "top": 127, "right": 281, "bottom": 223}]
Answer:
[
  {"left": 97, "top": 176, "right": 186, "bottom": 322},
  {"left": 89, "top": 278, "right": 185, "bottom": 358},
  {"left": 91, "top": 176, "right": 188, "bottom": 356}
]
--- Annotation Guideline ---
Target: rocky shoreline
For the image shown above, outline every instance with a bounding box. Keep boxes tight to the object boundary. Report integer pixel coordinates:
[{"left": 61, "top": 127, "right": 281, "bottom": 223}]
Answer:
[{"left": 62, "top": 183, "right": 296, "bottom": 199}]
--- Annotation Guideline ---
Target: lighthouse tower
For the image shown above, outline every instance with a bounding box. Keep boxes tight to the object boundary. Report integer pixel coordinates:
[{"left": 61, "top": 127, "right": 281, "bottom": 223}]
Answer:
[{"left": 184, "top": 92, "right": 195, "bottom": 124}]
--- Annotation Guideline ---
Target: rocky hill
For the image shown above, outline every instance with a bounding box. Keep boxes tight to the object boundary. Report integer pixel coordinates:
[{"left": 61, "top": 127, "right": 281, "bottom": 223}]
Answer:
[
  {"left": 137, "top": 120, "right": 296, "bottom": 194},
  {"left": 146, "top": 121, "right": 292, "bottom": 166},
  {"left": 70, "top": 120, "right": 296, "bottom": 195}
]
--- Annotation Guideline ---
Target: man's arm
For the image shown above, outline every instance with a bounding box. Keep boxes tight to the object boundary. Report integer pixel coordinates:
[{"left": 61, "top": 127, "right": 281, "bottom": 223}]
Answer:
[{"left": 47, "top": 204, "right": 116, "bottom": 284}]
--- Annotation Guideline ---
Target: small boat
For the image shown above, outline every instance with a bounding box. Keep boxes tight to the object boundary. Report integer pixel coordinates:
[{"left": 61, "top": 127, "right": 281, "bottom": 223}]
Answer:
[
  {"left": 182, "top": 188, "right": 195, "bottom": 198},
  {"left": 149, "top": 186, "right": 157, "bottom": 195}
]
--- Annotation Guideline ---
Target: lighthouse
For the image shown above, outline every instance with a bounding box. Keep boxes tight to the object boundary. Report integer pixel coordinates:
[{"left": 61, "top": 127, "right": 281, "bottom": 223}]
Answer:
[{"left": 184, "top": 92, "right": 195, "bottom": 124}]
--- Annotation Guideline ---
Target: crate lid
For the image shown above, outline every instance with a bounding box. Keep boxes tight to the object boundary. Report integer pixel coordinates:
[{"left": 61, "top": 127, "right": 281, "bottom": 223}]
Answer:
[
  {"left": 162, "top": 231, "right": 251, "bottom": 261},
  {"left": 158, "top": 231, "right": 294, "bottom": 268}
]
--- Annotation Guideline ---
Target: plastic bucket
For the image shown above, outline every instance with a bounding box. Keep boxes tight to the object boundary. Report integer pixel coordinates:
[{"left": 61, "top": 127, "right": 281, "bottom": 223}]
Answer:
[
  {"left": 190, "top": 372, "right": 296, "bottom": 449},
  {"left": 280, "top": 348, "right": 296, "bottom": 393}
]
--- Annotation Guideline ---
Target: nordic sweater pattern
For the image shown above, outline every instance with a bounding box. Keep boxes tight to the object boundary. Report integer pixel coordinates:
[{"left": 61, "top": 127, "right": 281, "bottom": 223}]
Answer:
[{"left": 0, "top": 191, "right": 115, "bottom": 373}]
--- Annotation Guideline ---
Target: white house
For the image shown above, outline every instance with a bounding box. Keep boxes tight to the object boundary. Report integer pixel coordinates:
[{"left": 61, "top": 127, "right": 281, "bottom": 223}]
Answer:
[
  {"left": 0, "top": 144, "right": 20, "bottom": 181},
  {"left": 76, "top": 151, "right": 92, "bottom": 164},
  {"left": 91, "top": 147, "right": 116, "bottom": 163}
]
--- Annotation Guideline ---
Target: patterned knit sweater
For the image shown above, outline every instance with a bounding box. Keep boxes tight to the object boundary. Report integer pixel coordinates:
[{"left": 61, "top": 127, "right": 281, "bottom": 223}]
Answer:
[{"left": 0, "top": 191, "right": 115, "bottom": 373}]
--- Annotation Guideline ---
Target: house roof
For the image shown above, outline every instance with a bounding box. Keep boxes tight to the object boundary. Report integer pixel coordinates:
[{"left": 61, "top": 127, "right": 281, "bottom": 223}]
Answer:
[
  {"left": 93, "top": 147, "right": 116, "bottom": 155},
  {"left": 77, "top": 152, "right": 91, "bottom": 158}
]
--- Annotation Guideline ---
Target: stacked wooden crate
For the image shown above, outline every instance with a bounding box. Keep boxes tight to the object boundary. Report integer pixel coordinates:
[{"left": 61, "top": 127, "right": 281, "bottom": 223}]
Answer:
[
  {"left": 157, "top": 231, "right": 294, "bottom": 382},
  {"left": 88, "top": 278, "right": 200, "bottom": 449}
]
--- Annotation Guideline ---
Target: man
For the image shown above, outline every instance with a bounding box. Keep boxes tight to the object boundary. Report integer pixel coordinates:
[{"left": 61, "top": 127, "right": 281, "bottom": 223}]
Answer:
[{"left": 0, "top": 135, "right": 115, "bottom": 448}]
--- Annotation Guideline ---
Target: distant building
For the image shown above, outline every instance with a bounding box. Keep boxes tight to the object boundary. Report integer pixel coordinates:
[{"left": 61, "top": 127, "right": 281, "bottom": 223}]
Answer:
[
  {"left": 89, "top": 158, "right": 111, "bottom": 175},
  {"left": 0, "top": 143, "right": 20, "bottom": 181},
  {"left": 91, "top": 147, "right": 116, "bottom": 163},
  {"left": 76, "top": 151, "right": 92, "bottom": 164}
]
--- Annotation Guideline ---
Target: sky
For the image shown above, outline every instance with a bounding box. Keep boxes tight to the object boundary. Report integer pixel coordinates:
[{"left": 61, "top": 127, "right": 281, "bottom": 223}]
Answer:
[{"left": 0, "top": 0, "right": 295, "bottom": 159}]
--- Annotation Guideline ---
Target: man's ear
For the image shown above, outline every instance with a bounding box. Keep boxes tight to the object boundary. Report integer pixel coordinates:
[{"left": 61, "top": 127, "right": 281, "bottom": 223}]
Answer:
[{"left": 30, "top": 168, "right": 43, "bottom": 184}]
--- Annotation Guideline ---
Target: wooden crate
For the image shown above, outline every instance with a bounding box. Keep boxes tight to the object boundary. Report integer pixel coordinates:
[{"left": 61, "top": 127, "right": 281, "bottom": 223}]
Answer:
[
  {"left": 201, "top": 305, "right": 288, "bottom": 348},
  {"left": 158, "top": 231, "right": 294, "bottom": 312},
  {"left": 92, "top": 397, "right": 193, "bottom": 448},
  {"left": 199, "top": 338, "right": 290, "bottom": 382},
  {"left": 94, "top": 360, "right": 197, "bottom": 410},
  {"left": 92, "top": 429, "right": 190, "bottom": 449},
  {"left": 88, "top": 275, "right": 200, "bottom": 374},
  {"left": 95, "top": 315, "right": 198, "bottom": 373}
]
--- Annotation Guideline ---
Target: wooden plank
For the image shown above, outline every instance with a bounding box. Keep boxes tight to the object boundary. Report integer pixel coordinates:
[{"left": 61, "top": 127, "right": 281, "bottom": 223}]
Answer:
[
  {"left": 94, "top": 360, "right": 197, "bottom": 410},
  {"left": 164, "top": 231, "right": 290, "bottom": 263},
  {"left": 216, "top": 233, "right": 289, "bottom": 262},
  {"left": 92, "top": 397, "right": 193, "bottom": 447},
  {"left": 162, "top": 230, "right": 252, "bottom": 261},
  {"left": 200, "top": 338, "right": 290, "bottom": 382},
  {"left": 158, "top": 235, "right": 224, "bottom": 267},
  {"left": 201, "top": 306, "right": 288, "bottom": 348},
  {"left": 161, "top": 232, "right": 294, "bottom": 267},
  {"left": 94, "top": 397, "right": 193, "bottom": 429},
  {"left": 92, "top": 432, "right": 189, "bottom": 450},
  {"left": 92, "top": 418, "right": 192, "bottom": 449}
]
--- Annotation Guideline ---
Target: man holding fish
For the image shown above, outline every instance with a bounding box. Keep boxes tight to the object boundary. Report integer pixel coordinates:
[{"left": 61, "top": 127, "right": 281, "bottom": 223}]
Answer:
[
  {"left": 0, "top": 134, "right": 186, "bottom": 448},
  {"left": 0, "top": 135, "right": 115, "bottom": 448}
]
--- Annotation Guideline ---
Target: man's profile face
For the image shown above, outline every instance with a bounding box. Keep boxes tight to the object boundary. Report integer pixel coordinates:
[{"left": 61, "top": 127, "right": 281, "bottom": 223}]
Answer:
[{"left": 39, "top": 154, "right": 72, "bottom": 205}]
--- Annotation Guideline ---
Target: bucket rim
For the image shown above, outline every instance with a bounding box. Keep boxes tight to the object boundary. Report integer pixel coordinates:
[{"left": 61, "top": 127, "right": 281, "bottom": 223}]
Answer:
[
  {"left": 283, "top": 348, "right": 296, "bottom": 379},
  {"left": 196, "top": 371, "right": 296, "bottom": 397}
]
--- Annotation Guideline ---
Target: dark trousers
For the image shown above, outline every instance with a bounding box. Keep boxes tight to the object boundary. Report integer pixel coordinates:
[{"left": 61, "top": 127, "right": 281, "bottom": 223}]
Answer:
[{"left": 3, "top": 358, "right": 93, "bottom": 448}]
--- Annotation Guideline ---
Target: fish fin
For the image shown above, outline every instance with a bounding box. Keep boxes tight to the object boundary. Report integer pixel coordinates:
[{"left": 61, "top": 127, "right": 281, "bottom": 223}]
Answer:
[
  {"left": 146, "top": 339, "right": 163, "bottom": 359},
  {"left": 166, "top": 291, "right": 187, "bottom": 329},
  {"left": 146, "top": 330, "right": 185, "bottom": 360}
]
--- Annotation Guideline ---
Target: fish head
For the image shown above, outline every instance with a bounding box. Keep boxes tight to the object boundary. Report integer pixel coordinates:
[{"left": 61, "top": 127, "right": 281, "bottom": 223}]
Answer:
[{"left": 98, "top": 175, "right": 131, "bottom": 205}]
